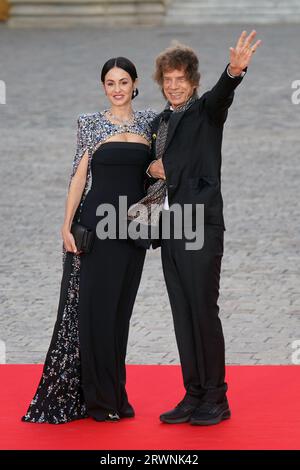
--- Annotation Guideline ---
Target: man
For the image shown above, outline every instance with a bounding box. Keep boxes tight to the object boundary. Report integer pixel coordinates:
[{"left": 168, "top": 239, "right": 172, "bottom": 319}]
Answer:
[{"left": 147, "top": 31, "right": 261, "bottom": 425}]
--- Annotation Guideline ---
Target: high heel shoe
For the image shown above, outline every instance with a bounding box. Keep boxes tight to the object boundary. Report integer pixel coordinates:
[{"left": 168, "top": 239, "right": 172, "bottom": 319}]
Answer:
[
  {"left": 105, "top": 412, "right": 120, "bottom": 422},
  {"left": 93, "top": 412, "right": 120, "bottom": 422}
]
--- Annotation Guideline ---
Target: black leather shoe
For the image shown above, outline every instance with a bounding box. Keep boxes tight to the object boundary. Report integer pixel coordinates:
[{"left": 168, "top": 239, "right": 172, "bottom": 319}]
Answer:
[
  {"left": 119, "top": 403, "right": 135, "bottom": 419},
  {"left": 190, "top": 398, "right": 231, "bottom": 426},
  {"left": 160, "top": 399, "right": 200, "bottom": 424}
]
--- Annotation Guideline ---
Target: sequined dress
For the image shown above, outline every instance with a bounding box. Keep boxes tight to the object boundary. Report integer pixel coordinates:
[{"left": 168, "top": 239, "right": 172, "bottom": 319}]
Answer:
[{"left": 21, "top": 109, "right": 156, "bottom": 424}]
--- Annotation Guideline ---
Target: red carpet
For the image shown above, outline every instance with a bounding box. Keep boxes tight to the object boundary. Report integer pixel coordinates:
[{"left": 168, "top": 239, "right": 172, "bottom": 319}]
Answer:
[{"left": 0, "top": 365, "right": 299, "bottom": 450}]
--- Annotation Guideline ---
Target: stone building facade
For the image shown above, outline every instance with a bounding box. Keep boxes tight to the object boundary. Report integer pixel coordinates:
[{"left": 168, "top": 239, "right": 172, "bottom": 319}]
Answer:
[{"left": 3, "top": 0, "right": 300, "bottom": 27}]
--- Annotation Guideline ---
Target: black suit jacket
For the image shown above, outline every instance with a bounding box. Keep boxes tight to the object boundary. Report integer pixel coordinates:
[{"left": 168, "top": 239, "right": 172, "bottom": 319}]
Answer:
[{"left": 149, "top": 64, "right": 246, "bottom": 248}]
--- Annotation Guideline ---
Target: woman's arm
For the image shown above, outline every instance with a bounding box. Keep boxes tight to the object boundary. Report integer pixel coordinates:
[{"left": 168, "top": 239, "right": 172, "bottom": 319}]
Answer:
[{"left": 61, "top": 150, "right": 89, "bottom": 253}]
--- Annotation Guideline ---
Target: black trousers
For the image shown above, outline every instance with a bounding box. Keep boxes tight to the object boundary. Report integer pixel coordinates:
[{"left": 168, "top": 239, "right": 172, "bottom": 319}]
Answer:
[{"left": 160, "top": 222, "right": 228, "bottom": 404}]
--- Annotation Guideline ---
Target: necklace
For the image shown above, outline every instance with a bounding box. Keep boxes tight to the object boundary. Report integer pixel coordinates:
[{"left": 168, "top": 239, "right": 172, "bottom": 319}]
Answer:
[{"left": 106, "top": 109, "right": 135, "bottom": 128}]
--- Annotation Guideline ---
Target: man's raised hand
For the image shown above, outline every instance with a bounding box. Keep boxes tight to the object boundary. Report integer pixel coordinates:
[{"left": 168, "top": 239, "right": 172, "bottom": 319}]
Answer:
[{"left": 228, "top": 30, "right": 261, "bottom": 76}]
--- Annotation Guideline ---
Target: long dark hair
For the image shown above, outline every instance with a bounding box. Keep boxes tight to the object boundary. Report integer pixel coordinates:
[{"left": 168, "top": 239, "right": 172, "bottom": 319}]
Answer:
[{"left": 101, "top": 57, "right": 139, "bottom": 99}]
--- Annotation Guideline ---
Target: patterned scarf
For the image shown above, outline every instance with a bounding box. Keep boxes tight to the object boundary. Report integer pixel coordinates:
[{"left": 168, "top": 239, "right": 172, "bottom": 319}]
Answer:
[{"left": 128, "top": 92, "right": 199, "bottom": 228}]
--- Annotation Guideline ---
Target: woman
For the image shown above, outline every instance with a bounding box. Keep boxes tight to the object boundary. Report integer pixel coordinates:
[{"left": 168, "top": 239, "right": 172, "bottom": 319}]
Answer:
[{"left": 21, "top": 57, "right": 156, "bottom": 424}]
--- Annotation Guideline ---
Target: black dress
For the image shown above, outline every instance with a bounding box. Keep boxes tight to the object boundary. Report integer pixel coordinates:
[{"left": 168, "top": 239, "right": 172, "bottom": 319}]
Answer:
[{"left": 22, "top": 141, "right": 150, "bottom": 423}]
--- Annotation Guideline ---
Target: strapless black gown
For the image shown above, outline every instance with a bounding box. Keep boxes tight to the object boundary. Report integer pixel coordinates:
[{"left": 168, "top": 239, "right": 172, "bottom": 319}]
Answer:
[{"left": 22, "top": 142, "right": 150, "bottom": 423}]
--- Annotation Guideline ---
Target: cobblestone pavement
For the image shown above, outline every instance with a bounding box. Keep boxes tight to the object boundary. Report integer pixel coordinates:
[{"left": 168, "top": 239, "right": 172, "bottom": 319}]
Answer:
[{"left": 0, "top": 23, "right": 299, "bottom": 365}]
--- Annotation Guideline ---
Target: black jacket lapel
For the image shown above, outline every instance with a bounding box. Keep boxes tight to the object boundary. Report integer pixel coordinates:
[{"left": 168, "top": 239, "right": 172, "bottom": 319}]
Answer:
[
  {"left": 164, "top": 111, "right": 185, "bottom": 152},
  {"left": 164, "top": 99, "right": 204, "bottom": 151}
]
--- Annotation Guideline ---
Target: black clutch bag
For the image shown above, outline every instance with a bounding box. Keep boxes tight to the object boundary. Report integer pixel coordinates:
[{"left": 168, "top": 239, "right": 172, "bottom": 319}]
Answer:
[{"left": 71, "top": 221, "right": 95, "bottom": 254}]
